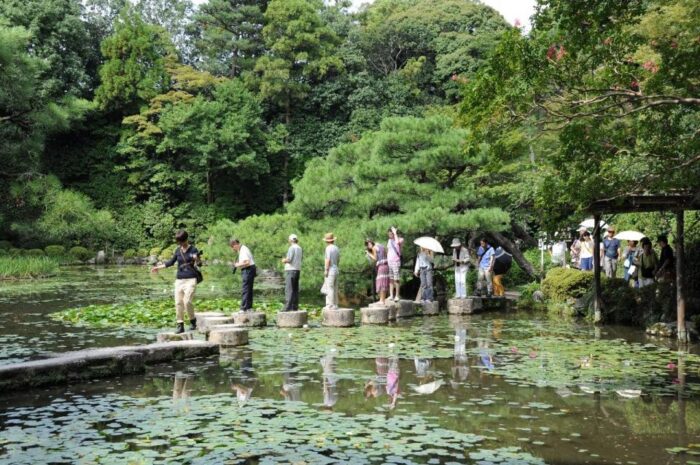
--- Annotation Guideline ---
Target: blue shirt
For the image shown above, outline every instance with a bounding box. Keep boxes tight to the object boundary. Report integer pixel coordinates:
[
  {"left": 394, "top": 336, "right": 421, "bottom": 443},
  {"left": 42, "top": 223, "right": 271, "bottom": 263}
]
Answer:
[
  {"left": 478, "top": 246, "right": 494, "bottom": 269},
  {"left": 603, "top": 238, "right": 620, "bottom": 259},
  {"left": 164, "top": 245, "right": 200, "bottom": 279}
]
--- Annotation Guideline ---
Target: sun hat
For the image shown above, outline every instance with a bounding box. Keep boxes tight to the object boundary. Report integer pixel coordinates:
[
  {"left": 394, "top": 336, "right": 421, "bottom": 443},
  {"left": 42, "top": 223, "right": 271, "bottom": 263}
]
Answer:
[
  {"left": 323, "top": 232, "right": 336, "bottom": 243},
  {"left": 577, "top": 226, "right": 588, "bottom": 233},
  {"left": 289, "top": 234, "right": 298, "bottom": 241},
  {"left": 450, "top": 238, "right": 462, "bottom": 247}
]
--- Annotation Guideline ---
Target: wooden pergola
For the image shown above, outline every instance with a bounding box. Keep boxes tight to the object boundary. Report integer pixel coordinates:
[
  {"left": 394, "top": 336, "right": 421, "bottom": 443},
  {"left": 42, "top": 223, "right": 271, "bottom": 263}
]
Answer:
[{"left": 588, "top": 192, "right": 700, "bottom": 343}]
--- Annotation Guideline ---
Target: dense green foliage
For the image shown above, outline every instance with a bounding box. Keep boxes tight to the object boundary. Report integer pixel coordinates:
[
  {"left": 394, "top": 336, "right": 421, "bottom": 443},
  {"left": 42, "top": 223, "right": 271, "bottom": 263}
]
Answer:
[{"left": 541, "top": 268, "right": 595, "bottom": 302}]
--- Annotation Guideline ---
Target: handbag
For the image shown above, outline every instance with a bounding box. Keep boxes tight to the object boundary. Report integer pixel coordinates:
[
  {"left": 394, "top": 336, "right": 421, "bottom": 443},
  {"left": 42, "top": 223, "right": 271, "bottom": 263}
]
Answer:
[
  {"left": 180, "top": 248, "right": 204, "bottom": 284},
  {"left": 623, "top": 258, "right": 631, "bottom": 268}
]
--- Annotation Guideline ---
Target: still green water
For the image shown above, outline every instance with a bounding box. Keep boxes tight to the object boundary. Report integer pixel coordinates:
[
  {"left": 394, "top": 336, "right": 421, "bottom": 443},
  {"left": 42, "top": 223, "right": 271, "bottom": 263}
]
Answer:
[{"left": 1, "top": 266, "right": 699, "bottom": 464}]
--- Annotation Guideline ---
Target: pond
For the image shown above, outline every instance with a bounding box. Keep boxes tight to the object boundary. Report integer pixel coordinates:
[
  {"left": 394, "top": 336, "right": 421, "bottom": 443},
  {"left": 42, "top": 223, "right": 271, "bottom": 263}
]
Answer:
[{"left": 1, "top": 266, "right": 699, "bottom": 464}]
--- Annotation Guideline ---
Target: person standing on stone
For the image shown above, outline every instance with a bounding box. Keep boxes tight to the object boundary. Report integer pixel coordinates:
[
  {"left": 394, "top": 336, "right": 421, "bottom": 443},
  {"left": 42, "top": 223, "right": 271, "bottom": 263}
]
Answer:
[
  {"left": 413, "top": 247, "right": 434, "bottom": 302},
  {"left": 602, "top": 226, "right": 621, "bottom": 278},
  {"left": 151, "top": 230, "right": 200, "bottom": 334},
  {"left": 579, "top": 231, "right": 595, "bottom": 271},
  {"left": 451, "top": 238, "right": 470, "bottom": 298},
  {"left": 476, "top": 239, "right": 495, "bottom": 297},
  {"left": 387, "top": 227, "right": 404, "bottom": 301},
  {"left": 366, "top": 239, "right": 390, "bottom": 305},
  {"left": 281, "top": 234, "right": 302, "bottom": 311},
  {"left": 230, "top": 238, "right": 256, "bottom": 312},
  {"left": 322, "top": 233, "right": 340, "bottom": 310}
]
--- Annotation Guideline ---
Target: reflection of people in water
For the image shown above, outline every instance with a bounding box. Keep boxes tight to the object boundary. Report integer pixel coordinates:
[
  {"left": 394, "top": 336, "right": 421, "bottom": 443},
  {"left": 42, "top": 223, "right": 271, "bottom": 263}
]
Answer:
[
  {"left": 386, "top": 355, "right": 400, "bottom": 409},
  {"left": 452, "top": 328, "right": 469, "bottom": 386},
  {"left": 320, "top": 352, "right": 338, "bottom": 409},
  {"left": 478, "top": 338, "right": 495, "bottom": 371},
  {"left": 280, "top": 358, "right": 303, "bottom": 402},
  {"left": 414, "top": 357, "right": 432, "bottom": 380},
  {"left": 365, "top": 357, "right": 389, "bottom": 399},
  {"left": 230, "top": 350, "right": 256, "bottom": 404},
  {"left": 173, "top": 373, "right": 193, "bottom": 400}
]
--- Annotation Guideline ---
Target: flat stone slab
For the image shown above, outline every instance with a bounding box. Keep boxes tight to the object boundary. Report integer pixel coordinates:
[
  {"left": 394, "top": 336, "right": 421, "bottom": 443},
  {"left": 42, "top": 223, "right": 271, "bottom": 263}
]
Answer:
[
  {"left": 322, "top": 308, "right": 355, "bottom": 327},
  {"left": 360, "top": 307, "right": 389, "bottom": 324},
  {"left": 448, "top": 298, "right": 483, "bottom": 315},
  {"left": 200, "top": 316, "right": 235, "bottom": 331},
  {"left": 209, "top": 328, "right": 249, "bottom": 346},
  {"left": 195, "top": 311, "right": 226, "bottom": 329},
  {"left": 398, "top": 300, "right": 416, "bottom": 318},
  {"left": 276, "top": 310, "right": 308, "bottom": 328},
  {"left": 232, "top": 311, "right": 267, "bottom": 327},
  {"left": 0, "top": 340, "right": 218, "bottom": 391},
  {"left": 421, "top": 301, "right": 440, "bottom": 316},
  {"left": 156, "top": 332, "right": 194, "bottom": 343},
  {"left": 201, "top": 323, "right": 243, "bottom": 338}
]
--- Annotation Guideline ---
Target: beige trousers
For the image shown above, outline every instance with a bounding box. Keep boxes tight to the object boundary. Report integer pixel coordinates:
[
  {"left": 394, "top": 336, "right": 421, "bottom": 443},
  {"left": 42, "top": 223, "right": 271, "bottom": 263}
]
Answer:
[{"left": 175, "top": 278, "right": 197, "bottom": 322}]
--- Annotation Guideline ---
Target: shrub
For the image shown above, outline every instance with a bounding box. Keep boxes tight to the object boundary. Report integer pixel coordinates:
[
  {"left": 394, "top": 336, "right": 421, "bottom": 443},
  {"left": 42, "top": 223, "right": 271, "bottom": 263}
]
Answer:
[
  {"left": 159, "top": 247, "right": 174, "bottom": 261},
  {"left": 0, "top": 256, "right": 58, "bottom": 279},
  {"left": 149, "top": 246, "right": 163, "bottom": 257},
  {"left": 44, "top": 245, "right": 66, "bottom": 256},
  {"left": 9, "top": 248, "right": 23, "bottom": 256},
  {"left": 123, "top": 249, "right": 137, "bottom": 259},
  {"left": 541, "top": 267, "right": 594, "bottom": 302},
  {"left": 0, "top": 240, "right": 12, "bottom": 250},
  {"left": 69, "top": 246, "right": 93, "bottom": 262},
  {"left": 26, "top": 249, "right": 45, "bottom": 256},
  {"left": 137, "top": 248, "right": 149, "bottom": 258}
]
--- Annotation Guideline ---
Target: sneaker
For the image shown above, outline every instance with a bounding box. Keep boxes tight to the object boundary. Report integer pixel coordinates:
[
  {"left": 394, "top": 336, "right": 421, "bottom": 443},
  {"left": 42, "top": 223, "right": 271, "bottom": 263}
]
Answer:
[
  {"left": 394, "top": 296, "right": 400, "bottom": 302},
  {"left": 175, "top": 322, "right": 185, "bottom": 334}
]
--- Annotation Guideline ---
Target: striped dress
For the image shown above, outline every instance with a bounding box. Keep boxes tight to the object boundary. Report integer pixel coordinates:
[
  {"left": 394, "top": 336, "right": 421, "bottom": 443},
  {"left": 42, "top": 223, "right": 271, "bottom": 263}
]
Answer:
[{"left": 375, "top": 244, "right": 390, "bottom": 293}]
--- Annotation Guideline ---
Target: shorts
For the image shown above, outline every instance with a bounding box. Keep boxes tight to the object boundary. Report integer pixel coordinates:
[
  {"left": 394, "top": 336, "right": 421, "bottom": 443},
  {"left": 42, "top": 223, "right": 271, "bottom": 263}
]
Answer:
[
  {"left": 580, "top": 257, "right": 593, "bottom": 271},
  {"left": 388, "top": 262, "right": 401, "bottom": 281}
]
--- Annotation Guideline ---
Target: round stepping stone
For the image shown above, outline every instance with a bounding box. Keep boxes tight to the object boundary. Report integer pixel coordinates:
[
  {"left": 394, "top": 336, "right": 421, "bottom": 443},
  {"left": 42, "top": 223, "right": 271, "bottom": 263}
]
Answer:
[
  {"left": 276, "top": 310, "right": 308, "bottom": 328},
  {"left": 422, "top": 301, "right": 440, "bottom": 316},
  {"left": 233, "top": 311, "right": 267, "bottom": 327},
  {"left": 448, "top": 297, "right": 482, "bottom": 315},
  {"left": 201, "top": 316, "right": 235, "bottom": 331},
  {"left": 209, "top": 328, "right": 249, "bottom": 346},
  {"left": 156, "top": 332, "right": 193, "bottom": 343},
  {"left": 195, "top": 311, "right": 226, "bottom": 329},
  {"left": 201, "top": 323, "right": 242, "bottom": 339},
  {"left": 360, "top": 307, "right": 389, "bottom": 324},
  {"left": 322, "top": 308, "right": 355, "bottom": 327},
  {"left": 397, "top": 300, "right": 416, "bottom": 318}
]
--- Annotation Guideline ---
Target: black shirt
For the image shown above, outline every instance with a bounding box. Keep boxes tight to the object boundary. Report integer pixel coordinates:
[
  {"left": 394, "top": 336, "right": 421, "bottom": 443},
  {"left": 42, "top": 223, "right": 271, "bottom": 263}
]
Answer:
[
  {"left": 164, "top": 245, "right": 200, "bottom": 280},
  {"left": 657, "top": 244, "right": 674, "bottom": 273}
]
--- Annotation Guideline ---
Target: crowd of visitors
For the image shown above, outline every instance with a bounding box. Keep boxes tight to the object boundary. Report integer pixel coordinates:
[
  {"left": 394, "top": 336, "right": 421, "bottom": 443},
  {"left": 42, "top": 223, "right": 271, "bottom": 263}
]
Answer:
[{"left": 560, "top": 224, "right": 675, "bottom": 288}]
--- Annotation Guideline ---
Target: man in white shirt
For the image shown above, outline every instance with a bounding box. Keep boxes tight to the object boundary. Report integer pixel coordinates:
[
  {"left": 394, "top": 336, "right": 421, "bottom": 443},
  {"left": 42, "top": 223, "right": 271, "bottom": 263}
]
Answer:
[
  {"left": 281, "top": 234, "right": 303, "bottom": 311},
  {"left": 323, "top": 233, "right": 340, "bottom": 310},
  {"left": 230, "top": 238, "right": 256, "bottom": 311}
]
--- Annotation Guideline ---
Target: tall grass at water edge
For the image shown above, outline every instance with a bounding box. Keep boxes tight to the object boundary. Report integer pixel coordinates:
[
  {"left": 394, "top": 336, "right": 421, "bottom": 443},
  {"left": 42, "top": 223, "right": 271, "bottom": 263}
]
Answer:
[{"left": 0, "top": 256, "right": 59, "bottom": 279}]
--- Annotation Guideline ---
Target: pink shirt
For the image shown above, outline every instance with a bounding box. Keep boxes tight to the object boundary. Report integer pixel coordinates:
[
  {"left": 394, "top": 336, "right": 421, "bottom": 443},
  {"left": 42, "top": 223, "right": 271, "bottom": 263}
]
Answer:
[{"left": 387, "top": 237, "right": 403, "bottom": 264}]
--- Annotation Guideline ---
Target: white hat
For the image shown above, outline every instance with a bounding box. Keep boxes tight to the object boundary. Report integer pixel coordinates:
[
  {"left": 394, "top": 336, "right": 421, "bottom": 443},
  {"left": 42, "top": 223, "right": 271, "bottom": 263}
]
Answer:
[{"left": 289, "top": 234, "right": 298, "bottom": 241}]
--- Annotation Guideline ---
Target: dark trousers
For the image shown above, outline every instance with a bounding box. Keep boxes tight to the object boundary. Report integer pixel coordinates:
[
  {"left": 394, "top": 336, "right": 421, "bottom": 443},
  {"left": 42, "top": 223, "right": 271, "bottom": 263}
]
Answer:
[
  {"left": 241, "top": 265, "right": 256, "bottom": 310},
  {"left": 284, "top": 270, "right": 300, "bottom": 311},
  {"left": 420, "top": 268, "right": 434, "bottom": 301}
]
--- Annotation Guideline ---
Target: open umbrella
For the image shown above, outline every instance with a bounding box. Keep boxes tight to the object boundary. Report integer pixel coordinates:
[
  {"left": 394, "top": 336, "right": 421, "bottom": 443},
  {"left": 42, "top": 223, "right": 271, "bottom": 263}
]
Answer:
[
  {"left": 413, "top": 236, "right": 444, "bottom": 254},
  {"left": 614, "top": 230, "right": 645, "bottom": 241},
  {"left": 579, "top": 218, "right": 608, "bottom": 230}
]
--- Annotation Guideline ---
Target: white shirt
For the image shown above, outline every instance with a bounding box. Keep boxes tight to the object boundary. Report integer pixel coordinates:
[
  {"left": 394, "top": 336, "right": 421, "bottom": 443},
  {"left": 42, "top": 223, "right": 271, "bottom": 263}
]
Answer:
[
  {"left": 238, "top": 245, "right": 255, "bottom": 266},
  {"left": 284, "top": 243, "right": 302, "bottom": 271}
]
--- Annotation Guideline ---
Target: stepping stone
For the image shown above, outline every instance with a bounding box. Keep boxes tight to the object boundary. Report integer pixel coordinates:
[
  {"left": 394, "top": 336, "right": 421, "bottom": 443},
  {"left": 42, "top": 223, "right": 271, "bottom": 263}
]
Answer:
[
  {"left": 156, "top": 332, "right": 194, "bottom": 343},
  {"left": 194, "top": 311, "right": 226, "bottom": 330},
  {"left": 322, "top": 308, "right": 355, "bottom": 327},
  {"left": 209, "top": 328, "right": 249, "bottom": 346},
  {"left": 385, "top": 301, "right": 399, "bottom": 320},
  {"left": 201, "top": 323, "right": 242, "bottom": 339},
  {"left": 200, "top": 316, "right": 235, "bottom": 331},
  {"left": 360, "top": 307, "right": 389, "bottom": 324},
  {"left": 421, "top": 301, "right": 440, "bottom": 316},
  {"left": 276, "top": 310, "right": 308, "bottom": 328},
  {"left": 397, "top": 300, "right": 416, "bottom": 318},
  {"left": 448, "top": 297, "right": 482, "bottom": 315},
  {"left": 232, "top": 311, "right": 267, "bottom": 327}
]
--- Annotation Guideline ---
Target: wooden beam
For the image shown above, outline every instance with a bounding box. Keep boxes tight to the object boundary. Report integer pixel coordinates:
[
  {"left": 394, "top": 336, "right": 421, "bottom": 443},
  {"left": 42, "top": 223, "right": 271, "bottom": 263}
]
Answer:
[
  {"left": 676, "top": 210, "right": 688, "bottom": 343},
  {"left": 593, "top": 213, "right": 602, "bottom": 323}
]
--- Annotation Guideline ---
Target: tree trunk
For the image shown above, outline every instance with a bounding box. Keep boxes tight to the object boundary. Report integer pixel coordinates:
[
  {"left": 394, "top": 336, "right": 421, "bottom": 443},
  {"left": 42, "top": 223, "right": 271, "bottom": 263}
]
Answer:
[
  {"left": 676, "top": 210, "right": 687, "bottom": 343},
  {"left": 487, "top": 231, "right": 538, "bottom": 280},
  {"left": 593, "top": 213, "right": 602, "bottom": 323},
  {"left": 511, "top": 221, "right": 537, "bottom": 248}
]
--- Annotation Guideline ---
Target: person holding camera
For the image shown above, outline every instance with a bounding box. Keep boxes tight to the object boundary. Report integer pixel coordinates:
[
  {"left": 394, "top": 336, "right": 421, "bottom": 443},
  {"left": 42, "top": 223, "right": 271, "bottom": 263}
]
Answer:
[
  {"left": 230, "top": 238, "right": 256, "bottom": 312},
  {"left": 281, "top": 234, "right": 303, "bottom": 311},
  {"left": 365, "top": 239, "right": 389, "bottom": 306},
  {"left": 151, "top": 230, "right": 201, "bottom": 334}
]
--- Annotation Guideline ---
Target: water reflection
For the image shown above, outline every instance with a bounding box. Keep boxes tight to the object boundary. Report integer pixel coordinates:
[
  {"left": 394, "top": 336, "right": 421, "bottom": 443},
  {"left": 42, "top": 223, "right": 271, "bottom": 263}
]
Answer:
[
  {"left": 320, "top": 350, "right": 338, "bottom": 409},
  {"left": 452, "top": 327, "right": 469, "bottom": 386},
  {"left": 280, "top": 357, "right": 303, "bottom": 402},
  {"left": 172, "top": 372, "right": 193, "bottom": 400},
  {"left": 364, "top": 357, "right": 388, "bottom": 400},
  {"left": 386, "top": 355, "right": 400, "bottom": 409},
  {"left": 224, "top": 348, "right": 256, "bottom": 404}
]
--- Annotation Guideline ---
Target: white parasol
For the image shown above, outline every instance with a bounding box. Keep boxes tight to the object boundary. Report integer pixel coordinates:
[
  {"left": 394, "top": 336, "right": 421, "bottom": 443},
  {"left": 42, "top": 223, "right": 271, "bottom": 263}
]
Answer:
[
  {"left": 614, "top": 230, "right": 645, "bottom": 241},
  {"left": 579, "top": 218, "right": 608, "bottom": 230},
  {"left": 413, "top": 236, "right": 445, "bottom": 254}
]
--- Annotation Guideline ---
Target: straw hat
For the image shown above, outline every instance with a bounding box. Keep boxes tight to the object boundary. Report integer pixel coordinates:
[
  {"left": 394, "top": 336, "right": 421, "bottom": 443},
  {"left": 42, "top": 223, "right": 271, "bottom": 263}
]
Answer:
[
  {"left": 450, "top": 238, "right": 462, "bottom": 248},
  {"left": 323, "top": 232, "right": 336, "bottom": 243},
  {"left": 577, "top": 226, "right": 588, "bottom": 233}
]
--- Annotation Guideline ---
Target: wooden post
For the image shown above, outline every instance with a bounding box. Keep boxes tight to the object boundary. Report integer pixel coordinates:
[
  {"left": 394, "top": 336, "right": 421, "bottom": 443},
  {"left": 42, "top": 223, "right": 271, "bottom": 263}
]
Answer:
[
  {"left": 593, "top": 213, "right": 602, "bottom": 323},
  {"left": 676, "top": 210, "right": 688, "bottom": 343}
]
